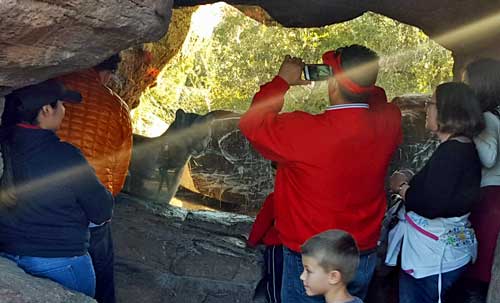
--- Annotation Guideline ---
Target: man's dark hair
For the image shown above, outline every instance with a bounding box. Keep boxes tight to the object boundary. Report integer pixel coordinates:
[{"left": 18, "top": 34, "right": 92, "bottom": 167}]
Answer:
[
  {"left": 95, "top": 54, "right": 121, "bottom": 72},
  {"left": 464, "top": 58, "right": 500, "bottom": 113},
  {"left": 301, "top": 229, "right": 359, "bottom": 284},
  {"left": 436, "top": 82, "right": 485, "bottom": 138},
  {"left": 337, "top": 45, "right": 379, "bottom": 103}
]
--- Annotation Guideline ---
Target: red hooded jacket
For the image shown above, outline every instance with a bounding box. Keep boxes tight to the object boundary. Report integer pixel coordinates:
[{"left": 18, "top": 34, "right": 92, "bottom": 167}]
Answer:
[
  {"left": 248, "top": 193, "right": 281, "bottom": 247},
  {"left": 240, "top": 76, "right": 402, "bottom": 252}
]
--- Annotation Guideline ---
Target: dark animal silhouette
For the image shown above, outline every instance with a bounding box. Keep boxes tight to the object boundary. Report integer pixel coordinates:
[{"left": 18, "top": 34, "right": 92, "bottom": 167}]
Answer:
[{"left": 124, "top": 109, "right": 235, "bottom": 203}]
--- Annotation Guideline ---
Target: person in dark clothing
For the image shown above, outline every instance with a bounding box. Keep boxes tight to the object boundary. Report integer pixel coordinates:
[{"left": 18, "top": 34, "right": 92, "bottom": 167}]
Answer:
[
  {"left": 389, "top": 82, "right": 485, "bottom": 303},
  {"left": 248, "top": 161, "right": 282, "bottom": 303},
  {"left": 462, "top": 58, "right": 500, "bottom": 300},
  {"left": 248, "top": 193, "right": 283, "bottom": 303},
  {"left": 57, "top": 54, "right": 129, "bottom": 303},
  {"left": 0, "top": 79, "right": 114, "bottom": 296}
]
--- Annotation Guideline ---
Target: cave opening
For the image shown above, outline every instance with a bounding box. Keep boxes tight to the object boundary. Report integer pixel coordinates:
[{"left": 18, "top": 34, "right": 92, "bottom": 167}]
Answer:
[{"left": 126, "top": 2, "right": 453, "bottom": 215}]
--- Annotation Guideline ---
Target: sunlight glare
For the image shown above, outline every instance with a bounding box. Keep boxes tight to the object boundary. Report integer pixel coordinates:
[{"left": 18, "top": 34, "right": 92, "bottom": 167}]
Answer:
[
  {"left": 342, "top": 10, "right": 500, "bottom": 89},
  {"left": 131, "top": 109, "right": 168, "bottom": 137},
  {"left": 433, "top": 11, "right": 500, "bottom": 49},
  {"left": 190, "top": 3, "right": 225, "bottom": 39}
]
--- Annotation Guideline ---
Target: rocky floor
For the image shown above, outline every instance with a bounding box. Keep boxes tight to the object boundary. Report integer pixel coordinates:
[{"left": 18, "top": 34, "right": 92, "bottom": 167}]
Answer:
[
  {"left": 114, "top": 190, "right": 401, "bottom": 303},
  {"left": 113, "top": 193, "right": 264, "bottom": 303},
  {"left": 0, "top": 190, "right": 494, "bottom": 303}
]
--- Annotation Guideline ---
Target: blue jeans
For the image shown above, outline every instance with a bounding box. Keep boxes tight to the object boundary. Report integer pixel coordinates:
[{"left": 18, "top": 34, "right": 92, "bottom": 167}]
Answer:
[
  {"left": 281, "top": 246, "right": 376, "bottom": 303},
  {"left": 347, "top": 250, "right": 377, "bottom": 300},
  {"left": 399, "top": 265, "right": 467, "bottom": 303},
  {"left": 1, "top": 252, "right": 96, "bottom": 297}
]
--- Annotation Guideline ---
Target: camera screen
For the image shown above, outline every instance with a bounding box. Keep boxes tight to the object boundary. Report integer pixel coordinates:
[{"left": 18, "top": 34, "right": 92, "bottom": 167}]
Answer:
[{"left": 304, "top": 64, "right": 332, "bottom": 81}]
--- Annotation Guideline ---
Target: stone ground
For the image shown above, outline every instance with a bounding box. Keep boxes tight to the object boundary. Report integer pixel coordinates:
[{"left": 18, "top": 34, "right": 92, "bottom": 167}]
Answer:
[
  {"left": 113, "top": 193, "right": 264, "bottom": 303},
  {"left": 0, "top": 189, "right": 494, "bottom": 303}
]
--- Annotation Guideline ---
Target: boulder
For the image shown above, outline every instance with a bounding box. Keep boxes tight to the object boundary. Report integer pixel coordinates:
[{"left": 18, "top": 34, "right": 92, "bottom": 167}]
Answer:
[
  {"left": 390, "top": 94, "right": 438, "bottom": 173},
  {"left": 0, "top": 0, "right": 172, "bottom": 94},
  {"left": 180, "top": 96, "right": 437, "bottom": 211},
  {"left": 185, "top": 116, "right": 274, "bottom": 211},
  {"left": 0, "top": 257, "right": 96, "bottom": 303}
]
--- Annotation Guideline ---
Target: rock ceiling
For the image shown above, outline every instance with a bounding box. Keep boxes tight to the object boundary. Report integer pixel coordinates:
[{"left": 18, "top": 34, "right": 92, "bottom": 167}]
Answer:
[{"left": 1, "top": 0, "right": 499, "bottom": 94}]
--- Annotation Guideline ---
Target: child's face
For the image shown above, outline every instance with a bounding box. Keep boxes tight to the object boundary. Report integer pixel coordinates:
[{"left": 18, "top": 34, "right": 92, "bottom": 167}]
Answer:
[{"left": 300, "top": 255, "right": 332, "bottom": 296}]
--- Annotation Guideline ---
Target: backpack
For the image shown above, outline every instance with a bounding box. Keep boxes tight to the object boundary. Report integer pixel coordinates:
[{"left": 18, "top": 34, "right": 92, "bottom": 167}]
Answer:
[{"left": 375, "top": 193, "right": 404, "bottom": 276}]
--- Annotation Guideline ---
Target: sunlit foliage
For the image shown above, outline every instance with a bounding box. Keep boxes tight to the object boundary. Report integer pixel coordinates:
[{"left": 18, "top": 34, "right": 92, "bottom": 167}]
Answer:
[{"left": 133, "top": 4, "right": 453, "bottom": 131}]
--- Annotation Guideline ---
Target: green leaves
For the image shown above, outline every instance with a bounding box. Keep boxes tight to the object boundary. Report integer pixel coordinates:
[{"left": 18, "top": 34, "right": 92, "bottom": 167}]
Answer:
[{"left": 133, "top": 5, "right": 452, "bottom": 131}]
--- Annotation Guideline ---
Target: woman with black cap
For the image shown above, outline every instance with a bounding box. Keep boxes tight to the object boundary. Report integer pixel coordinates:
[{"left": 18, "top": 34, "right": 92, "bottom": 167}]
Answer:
[{"left": 0, "top": 79, "right": 114, "bottom": 297}]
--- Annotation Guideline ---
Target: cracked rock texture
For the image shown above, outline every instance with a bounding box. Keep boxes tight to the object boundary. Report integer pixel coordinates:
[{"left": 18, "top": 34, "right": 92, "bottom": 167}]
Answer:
[
  {"left": 113, "top": 194, "right": 264, "bottom": 303},
  {"left": 0, "top": 0, "right": 172, "bottom": 94}
]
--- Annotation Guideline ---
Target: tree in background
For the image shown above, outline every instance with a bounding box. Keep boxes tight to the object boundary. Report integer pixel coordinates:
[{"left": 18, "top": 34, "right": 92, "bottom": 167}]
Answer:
[{"left": 133, "top": 3, "right": 452, "bottom": 133}]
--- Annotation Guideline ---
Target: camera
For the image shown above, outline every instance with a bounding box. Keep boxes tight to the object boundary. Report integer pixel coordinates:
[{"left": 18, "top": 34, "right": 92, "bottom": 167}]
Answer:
[{"left": 303, "top": 64, "right": 332, "bottom": 81}]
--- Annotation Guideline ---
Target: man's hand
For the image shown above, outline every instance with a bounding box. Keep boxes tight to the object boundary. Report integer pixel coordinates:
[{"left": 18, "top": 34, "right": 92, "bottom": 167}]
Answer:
[{"left": 278, "top": 55, "right": 311, "bottom": 86}]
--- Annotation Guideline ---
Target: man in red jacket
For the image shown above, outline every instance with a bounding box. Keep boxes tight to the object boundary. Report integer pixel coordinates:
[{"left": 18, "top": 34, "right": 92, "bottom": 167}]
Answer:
[{"left": 239, "top": 45, "right": 402, "bottom": 302}]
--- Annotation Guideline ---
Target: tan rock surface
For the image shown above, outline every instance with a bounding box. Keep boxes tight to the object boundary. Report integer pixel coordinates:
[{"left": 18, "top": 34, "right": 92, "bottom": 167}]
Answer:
[{"left": 0, "top": 0, "right": 172, "bottom": 93}]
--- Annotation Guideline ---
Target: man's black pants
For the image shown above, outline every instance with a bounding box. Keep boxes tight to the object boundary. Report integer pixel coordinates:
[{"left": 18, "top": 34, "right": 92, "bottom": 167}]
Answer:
[{"left": 89, "top": 223, "right": 115, "bottom": 303}]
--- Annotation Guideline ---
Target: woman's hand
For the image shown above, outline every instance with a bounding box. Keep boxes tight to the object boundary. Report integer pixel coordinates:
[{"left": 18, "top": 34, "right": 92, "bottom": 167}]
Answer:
[{"left": 389, "top": 170, "right": 413, "bottom": 193}]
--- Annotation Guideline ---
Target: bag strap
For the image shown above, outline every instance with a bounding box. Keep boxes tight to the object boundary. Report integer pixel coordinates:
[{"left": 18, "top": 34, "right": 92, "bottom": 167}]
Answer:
[{"left": 448, "top": 135, "right": 471, "bottom": 143}]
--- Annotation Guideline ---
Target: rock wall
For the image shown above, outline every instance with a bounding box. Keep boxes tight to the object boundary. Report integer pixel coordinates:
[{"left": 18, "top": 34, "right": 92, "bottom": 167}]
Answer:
[
  {"left": 179, "top": 95, "right": 436, "bottom": 212},
  {"left": 2, "top": 1, "right": 500, "bottom": 94},
  {"left": 186, "top": 116, "right": 274, "bottom": 211},
  {"left": 110, "top": 7, "right": 196, "bottom": 109},
  {"left": 390, "top": 94, "right": 438, "bottom": 172},
  {"left": 113, "top": 194, "right": 264, "bottom": 303},
  {"left": 0, "top": 0, "right": 172, "bottom": 94}
]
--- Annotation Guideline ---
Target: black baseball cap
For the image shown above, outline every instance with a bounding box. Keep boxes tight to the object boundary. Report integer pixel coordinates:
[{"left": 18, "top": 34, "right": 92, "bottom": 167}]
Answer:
[{"left": 10, "top": 79, "right": 82, "bottom": 111}]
